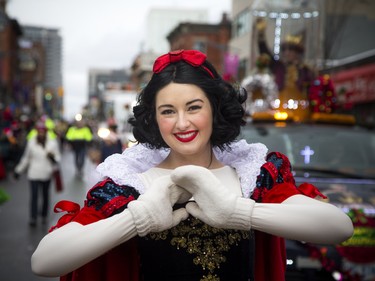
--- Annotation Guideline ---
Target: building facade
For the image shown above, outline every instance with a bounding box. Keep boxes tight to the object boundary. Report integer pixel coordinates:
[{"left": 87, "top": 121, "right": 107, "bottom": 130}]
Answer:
[
  {"left": 88, "top": 68, "right": 133, "bottom": 121},
  {"left": 0, "top": 1, "right": 22, "bottom": 109},
  {"left": 131, "top": 8, "right": 210, "bottom": 90},
  {"left": 18, "top": 25, "right": 63, "bottom": 118},
  {"left": 145, "top": 8, "right": 208, "bottom": 54}
]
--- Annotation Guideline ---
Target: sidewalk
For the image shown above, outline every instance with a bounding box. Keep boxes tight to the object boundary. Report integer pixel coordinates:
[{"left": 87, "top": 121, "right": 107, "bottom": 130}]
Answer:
[{"left": 0, "top": 148, "right": 99, "bottom": 281}]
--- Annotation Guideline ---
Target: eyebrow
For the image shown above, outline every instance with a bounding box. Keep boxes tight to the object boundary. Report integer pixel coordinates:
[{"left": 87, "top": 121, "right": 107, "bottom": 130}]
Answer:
[{"left": 157, "top": 99, "right": 204, "bottom": 110}]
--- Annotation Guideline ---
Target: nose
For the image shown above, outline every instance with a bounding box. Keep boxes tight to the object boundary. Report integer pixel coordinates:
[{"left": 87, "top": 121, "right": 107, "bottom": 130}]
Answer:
[{"left": 176, "top": 112, "right": 190, "bottom": 130}]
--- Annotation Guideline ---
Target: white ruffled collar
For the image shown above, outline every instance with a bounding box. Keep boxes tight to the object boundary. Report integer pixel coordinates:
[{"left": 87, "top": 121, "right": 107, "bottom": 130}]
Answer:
[{"left": 96, "top": 139, "right": 267, "bottom": 198}]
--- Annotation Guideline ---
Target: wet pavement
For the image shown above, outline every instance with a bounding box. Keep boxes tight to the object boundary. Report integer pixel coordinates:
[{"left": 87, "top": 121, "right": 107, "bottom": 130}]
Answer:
[{"left": 0, "top": 147, "right": 99, "bottom": 281}]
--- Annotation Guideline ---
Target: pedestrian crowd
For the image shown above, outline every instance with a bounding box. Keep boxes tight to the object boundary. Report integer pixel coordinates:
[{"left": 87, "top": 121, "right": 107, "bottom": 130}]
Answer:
[{"left": 0, "top": 108, "right": 124, "bottom": 226}]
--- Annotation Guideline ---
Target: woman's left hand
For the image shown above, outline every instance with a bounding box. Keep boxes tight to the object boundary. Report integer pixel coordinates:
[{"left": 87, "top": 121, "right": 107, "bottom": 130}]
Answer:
[{"left": 171, "top": 165, "right": 254, "bottom": 230}]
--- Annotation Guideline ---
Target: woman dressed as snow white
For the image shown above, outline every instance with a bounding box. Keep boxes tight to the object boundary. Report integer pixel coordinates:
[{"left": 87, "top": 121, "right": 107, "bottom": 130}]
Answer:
[{"left": 31, "top": 50, "right": 353, "bottom": 281}]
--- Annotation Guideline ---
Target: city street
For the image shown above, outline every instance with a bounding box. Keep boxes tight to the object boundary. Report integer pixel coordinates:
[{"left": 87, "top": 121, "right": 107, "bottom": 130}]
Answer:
[{"left": 0, "top": 147, "right": 100, "bottom": 281}]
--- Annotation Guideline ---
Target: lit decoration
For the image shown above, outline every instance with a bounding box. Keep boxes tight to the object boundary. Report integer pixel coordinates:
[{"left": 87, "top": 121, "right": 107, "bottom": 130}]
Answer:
[
  {"left": 251, "top": 111, "right": 277, "bottom": 121},
  {"left": 304, "top": 243, "right": 362, "bottom": 281},
  {"left": 75, "top": 113, "right": 82, "bottom": 121},
  {"left": 250, "top": 110, "right": 293, "bottom": 123},
  {"left": 252, "top": 7, "right": 319, "bottom": 60},
  {"left": 300, "top": 145, "right": 314, "bottom": 164},
  {"left": 251, "top": 0, "right": 319, "bottom": 123},
  {"left": 44, "top": 92, "right": 53, "bottom": 101},
  {"left": 309, "top": 75, "right": 338, "bottom": 113},
  {"left": 297, "top": 208, "right": 375, "bottom": 281},
  {"left": 241, "top": 54, "right": 278, "bottom": 115},
  {"left": 97, "top": 127, "right": 110, "bottom": 139},
  {"left": 273, "top": 111, "right": 288, "bottom": 120},
  {"left": 337, "top": 209, "right": 375, "bottom": 265},
  {"left": 311, "top": 112, "right": 356, "bottom": 125}
]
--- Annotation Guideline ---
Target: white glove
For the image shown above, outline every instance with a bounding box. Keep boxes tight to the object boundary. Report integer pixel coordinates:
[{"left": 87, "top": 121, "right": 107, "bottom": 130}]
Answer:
[
  {"left": 171, "top": 165, "right": 255, "bottom": 230},
  {"left": 127, "top": 175, "right": 189, "bottom": 236}
]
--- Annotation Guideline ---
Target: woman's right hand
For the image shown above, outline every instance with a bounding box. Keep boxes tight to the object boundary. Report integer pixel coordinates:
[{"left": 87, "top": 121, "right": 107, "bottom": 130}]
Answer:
[{"left": 127, "top": 176, "right": 189, "bottom": 236}]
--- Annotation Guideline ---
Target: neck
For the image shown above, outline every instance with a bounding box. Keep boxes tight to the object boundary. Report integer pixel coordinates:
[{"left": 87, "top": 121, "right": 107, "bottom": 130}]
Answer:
[
  {"left": 206, "top": 149, "right": 213, "bottom": 169},
  {"left": 159, "top": 148, "right": 219, "bottom": 169}
]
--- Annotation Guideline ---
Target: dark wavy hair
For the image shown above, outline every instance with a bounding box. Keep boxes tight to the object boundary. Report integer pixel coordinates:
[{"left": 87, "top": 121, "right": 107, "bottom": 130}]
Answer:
[{"left": 128, "top": 59, "right": 247, "bottom": 151}]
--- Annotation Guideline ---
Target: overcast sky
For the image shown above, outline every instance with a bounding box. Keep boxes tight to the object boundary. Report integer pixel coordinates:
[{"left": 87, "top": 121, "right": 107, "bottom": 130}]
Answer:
[{"left": 6, "top": 0, "right": 231, "bottom": 121}]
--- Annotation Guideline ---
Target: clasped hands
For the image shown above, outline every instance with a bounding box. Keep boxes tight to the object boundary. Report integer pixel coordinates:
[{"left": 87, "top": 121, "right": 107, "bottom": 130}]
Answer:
[{"left": 128, "top": 165, "right": 254, "bottom": 237}]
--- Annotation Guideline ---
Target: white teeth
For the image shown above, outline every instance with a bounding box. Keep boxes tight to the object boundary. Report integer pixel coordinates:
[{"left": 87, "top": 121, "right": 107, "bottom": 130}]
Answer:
[{"left": 177, "top": 132, "right": 195, "bottom": 139}]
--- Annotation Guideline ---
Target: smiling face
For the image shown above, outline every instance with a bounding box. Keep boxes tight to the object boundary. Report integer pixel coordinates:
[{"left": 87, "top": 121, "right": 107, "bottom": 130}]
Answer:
[{"left": 155, "top": 82, "right": 213, "bottom": 162}]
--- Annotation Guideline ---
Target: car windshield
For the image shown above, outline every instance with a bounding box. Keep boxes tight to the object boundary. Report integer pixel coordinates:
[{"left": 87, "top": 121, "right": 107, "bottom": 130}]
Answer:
[{"left": 240, "top": 123, "right": 375, "bottom": 179}]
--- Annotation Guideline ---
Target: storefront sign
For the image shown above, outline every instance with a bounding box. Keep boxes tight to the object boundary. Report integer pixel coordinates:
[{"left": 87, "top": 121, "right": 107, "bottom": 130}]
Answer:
[{"left": 331, "top": 64, "right": 375, "bottom": 104}]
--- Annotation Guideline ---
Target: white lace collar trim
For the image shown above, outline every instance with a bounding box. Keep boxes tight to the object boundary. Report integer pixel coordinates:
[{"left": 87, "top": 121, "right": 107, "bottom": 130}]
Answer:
[{"left": 96, "top": 139, "right": 268, "bottom": 198}]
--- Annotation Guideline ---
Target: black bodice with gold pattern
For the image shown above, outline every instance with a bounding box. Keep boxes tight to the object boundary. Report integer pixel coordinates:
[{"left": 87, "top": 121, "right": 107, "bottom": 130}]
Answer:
[
  {"left": 85, "top": 179, "right": 254, "bottom": 280},
  {"left": 138, "top": 213, "right": 254, "bottom": 281}
]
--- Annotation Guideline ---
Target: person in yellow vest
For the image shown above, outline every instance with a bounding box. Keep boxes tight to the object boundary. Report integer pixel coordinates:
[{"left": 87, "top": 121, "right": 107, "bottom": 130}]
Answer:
[
  {"left": 65, "top": 120, "right": 93, "bottom": 176},
  {"left": 27, "top": 115, "right": 58, "bottom": 141}
]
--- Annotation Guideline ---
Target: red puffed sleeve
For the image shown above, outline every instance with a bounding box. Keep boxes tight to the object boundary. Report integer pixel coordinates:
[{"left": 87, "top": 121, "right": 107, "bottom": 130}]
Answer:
[
  {"left": 50, "top": 178, "right": 141, "bottom": 281},
  {"left": 251, "top": 152, "right": 326, "bottom": 281},
  {"left": 50, "top": 178, "right": 140, "bottom": 231}
]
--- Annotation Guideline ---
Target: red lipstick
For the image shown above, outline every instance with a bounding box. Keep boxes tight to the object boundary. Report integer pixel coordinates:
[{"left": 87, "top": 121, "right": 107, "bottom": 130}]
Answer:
[{"left": 174, "top": 131, "right": 198, "bottom": 142}]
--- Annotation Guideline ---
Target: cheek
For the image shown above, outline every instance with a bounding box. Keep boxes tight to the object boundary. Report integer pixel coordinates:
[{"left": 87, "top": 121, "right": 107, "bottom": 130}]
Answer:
[
  {"left": 194, "top": 112, "right": 213, "bottom": 131},
  {"left": 157, "top": 117, "right": 174, "bottom": 136}
]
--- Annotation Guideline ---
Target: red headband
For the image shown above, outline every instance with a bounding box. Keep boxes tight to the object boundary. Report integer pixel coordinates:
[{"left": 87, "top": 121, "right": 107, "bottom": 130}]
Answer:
[{"left": 152, "top": 49, "right": 215, "bottom": 78}]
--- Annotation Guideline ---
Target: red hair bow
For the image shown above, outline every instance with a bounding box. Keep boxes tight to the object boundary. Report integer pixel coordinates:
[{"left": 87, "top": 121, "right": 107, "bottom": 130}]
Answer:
[{"left": 153, "top": 49, "right": 214, "bottom": 78}]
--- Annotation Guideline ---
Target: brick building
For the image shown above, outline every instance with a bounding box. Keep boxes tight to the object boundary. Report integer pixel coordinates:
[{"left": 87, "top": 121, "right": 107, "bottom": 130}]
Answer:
[
  {"left": 0, "top": 0, "right": 22, "bottom": 107},
  {"left": 166, "top": 13, "right": 231, "bottom": 76}
]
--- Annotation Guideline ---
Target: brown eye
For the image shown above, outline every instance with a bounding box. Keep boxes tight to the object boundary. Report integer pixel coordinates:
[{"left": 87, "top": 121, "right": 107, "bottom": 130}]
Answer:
[
  {"left": 161, "top": 109, "right": 174, "bottom": 115},
  {"left": 188, "top": 105, "right": 202, "bottom": 111}
]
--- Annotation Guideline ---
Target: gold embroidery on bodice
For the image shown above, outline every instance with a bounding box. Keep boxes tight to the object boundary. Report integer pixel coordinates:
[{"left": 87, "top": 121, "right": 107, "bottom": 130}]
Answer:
[{"left": 146, "top": 216, "right": 250, "bottom": 281}]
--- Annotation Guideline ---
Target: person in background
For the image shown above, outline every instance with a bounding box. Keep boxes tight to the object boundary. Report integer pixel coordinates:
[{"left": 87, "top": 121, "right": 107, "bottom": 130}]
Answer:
[
  {"left": 65, "top": 119, "right": 93, "bottom": 176},
  {"left": 99, "top": 123, "right": 123, "bottom": 163},
  {"left": 14, "top": 121, "right": 61, "bottom": 226},
  {"left": 27, "top": 114, "right": 57, "bottom": 141},
  {"left": 54, "top": 118, "right": 69, "bottom": 151},
  {"left": 31, "top": 50, "right": 353, "bottom": 281},
  {"left": 1, "top": 120, "right": 22, "bottom": 177},
  {"left": 0, "top": 109, "right": 25, "bottom": 178}
]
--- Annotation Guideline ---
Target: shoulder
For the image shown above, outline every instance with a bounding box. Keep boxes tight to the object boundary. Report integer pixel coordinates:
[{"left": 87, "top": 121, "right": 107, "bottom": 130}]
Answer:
[
  {"left": 252, "top": 151, "right": 326, "bottom": 203},
  {"left": 50, "top": 178, "right": 141, "bottom": 230},
  {"left": 85, "top": 178, "right": 140, "bottom": 217},
  {"left": 96, "top": 144, "right": 169, "bottom": 193},
  {"left": 251, "top": 151, "right": 296, "bottom": 202},
  {"left": 263, "top": 152, "right": 295, "bottom": 184},
  {"left": 215, "top": 140, "right": 268, "bottom": 198},
  {"left": 47, "top": 137, "right": 59, "bottom": 146},
  {"left": 26, "top": 138, "right": 38, "bottom": 148}
]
